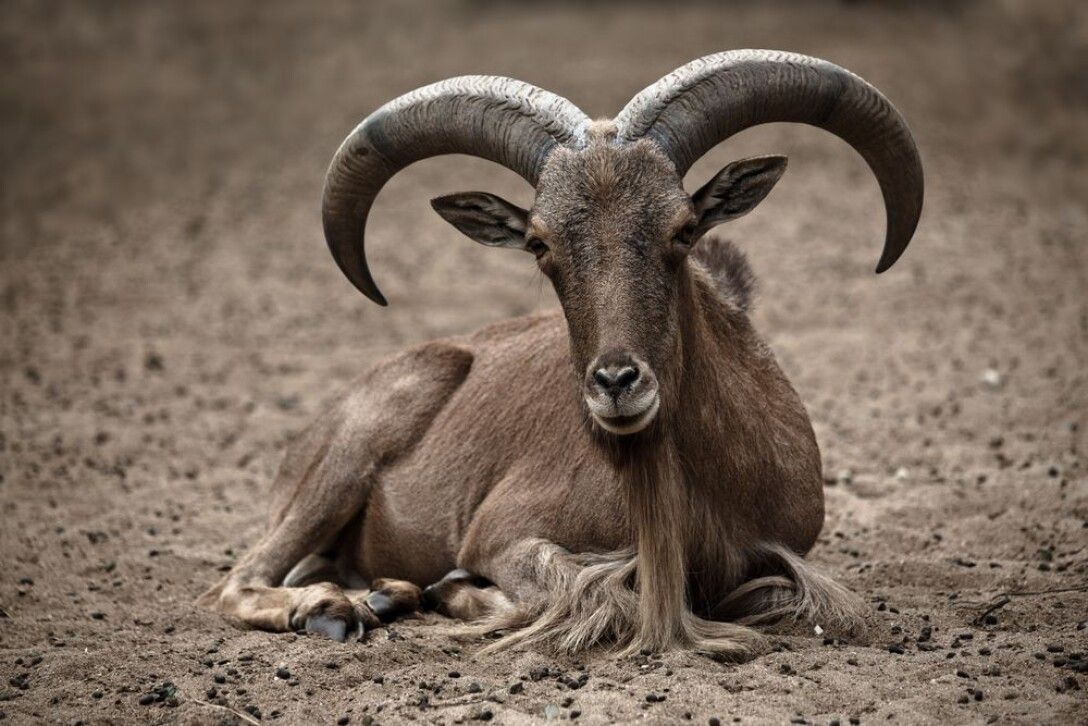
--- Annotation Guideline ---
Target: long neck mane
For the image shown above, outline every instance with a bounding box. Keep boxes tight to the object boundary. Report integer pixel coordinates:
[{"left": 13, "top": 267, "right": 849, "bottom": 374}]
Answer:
[{"left": 619, "top": 437, "right": 687, "bottom": 651}]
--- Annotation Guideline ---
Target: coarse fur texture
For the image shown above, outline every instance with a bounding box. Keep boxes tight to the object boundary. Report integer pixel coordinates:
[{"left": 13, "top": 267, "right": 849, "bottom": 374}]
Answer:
[{"left": 692, "top": 236, "right": 758, "bottom": 313}]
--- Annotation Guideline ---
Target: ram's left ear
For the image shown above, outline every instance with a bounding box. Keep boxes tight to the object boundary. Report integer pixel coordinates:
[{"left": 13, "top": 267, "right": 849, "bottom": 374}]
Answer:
[{"left": 690, "top": 155, "right": 788, "bottom": 238}]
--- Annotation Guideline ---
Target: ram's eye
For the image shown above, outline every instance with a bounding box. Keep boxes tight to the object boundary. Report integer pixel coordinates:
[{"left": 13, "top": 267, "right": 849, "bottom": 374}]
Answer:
[
  {"left": 526, "top": 237, "right": 549, "bottom": 258},
  {"left": 674, "top": 222, "right": 697, "bottom": 251}
]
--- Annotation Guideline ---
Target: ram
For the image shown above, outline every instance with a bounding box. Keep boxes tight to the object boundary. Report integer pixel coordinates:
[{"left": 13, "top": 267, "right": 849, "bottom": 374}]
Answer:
[{"left": 199, "top": 50, "right": 923, "bottom": 656}]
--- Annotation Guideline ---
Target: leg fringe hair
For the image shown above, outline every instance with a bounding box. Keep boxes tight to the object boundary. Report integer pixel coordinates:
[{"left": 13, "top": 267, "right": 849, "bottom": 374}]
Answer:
[
  {"left": 456, "top": 540, "right": 864, "bottom": 658},
  {"left": 459, "top": 543, "right": 761, "bottom": 658}
]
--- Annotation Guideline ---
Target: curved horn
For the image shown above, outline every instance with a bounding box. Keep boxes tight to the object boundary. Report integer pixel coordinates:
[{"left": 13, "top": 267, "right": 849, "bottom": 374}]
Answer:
[
  {"left": 323, "top": 77, "right": 590, "bottom": 304},
  {"left": 615, "top": 50, "right": 923, "bottom": 272}
]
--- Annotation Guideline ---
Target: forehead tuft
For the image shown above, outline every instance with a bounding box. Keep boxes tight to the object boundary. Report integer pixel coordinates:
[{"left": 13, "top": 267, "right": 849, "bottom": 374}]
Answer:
[{"left": 534, "top": 138, "right": 685, "bottom": 223}]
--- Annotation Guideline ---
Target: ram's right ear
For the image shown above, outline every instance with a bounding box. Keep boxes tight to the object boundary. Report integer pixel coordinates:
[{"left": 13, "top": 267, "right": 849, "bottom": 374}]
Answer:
[
  {"left": 430, "top": 192, "right": 529, "bottom": 249},
  {"left": 690, "top": 155, "right": 788, "bottom": 239}
]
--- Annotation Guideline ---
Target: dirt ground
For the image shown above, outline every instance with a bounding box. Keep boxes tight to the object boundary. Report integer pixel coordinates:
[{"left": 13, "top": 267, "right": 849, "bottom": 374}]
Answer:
[{"left": 2, "top": 1, "right": 1087, "bottom": 724}]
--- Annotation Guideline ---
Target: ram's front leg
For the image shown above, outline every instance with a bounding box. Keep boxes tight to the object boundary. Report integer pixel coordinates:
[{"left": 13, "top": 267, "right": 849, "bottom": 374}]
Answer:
[
  {"left": 197, "top": 510, "right": 373, "bottom": 640},
  {"left": 198, "top": 342, "right": 473, "bottom": 640},
  {"left": 200, "top": 526, "right": 425, "bottom": 640}
]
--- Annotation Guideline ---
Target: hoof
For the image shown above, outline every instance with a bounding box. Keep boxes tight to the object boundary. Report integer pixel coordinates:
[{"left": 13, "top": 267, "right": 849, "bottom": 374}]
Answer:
[
  {"left": 305, "top": 614, "right": 349, "bottom": 642},
  {"left": 443, "top": 568, "right": 474, "bottom": 582},
  {"left": 420, "top": 583, "right": 442, "bottom": 612},
  {"left": 421, "top": 568, "right": 493, "bottom": 612},
  {"left": 365, "top": 591, "right": 398, "bottom": 622}
]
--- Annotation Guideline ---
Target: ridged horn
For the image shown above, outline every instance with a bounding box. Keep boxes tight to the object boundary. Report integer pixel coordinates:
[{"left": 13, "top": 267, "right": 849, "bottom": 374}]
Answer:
[
  {"left": 322, "top": 77, "right": 590, "bottom": 304},
  {"left": 615, "top": 50, "right": 923, "bottom": 272}
]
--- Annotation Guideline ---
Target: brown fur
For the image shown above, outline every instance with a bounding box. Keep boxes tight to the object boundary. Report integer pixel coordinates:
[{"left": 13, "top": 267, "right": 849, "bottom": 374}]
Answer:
[
  {"left": 692, "top": 236, "right": 757, "bottom": 312},
  {"left": 199, "top": 131, "right": 864, "bottom": 654}
]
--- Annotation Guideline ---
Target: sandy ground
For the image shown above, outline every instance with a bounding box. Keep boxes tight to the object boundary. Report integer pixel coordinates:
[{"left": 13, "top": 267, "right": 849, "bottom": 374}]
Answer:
[{"left": 2, "top": 1, "right": 1087, "bottom": 723}]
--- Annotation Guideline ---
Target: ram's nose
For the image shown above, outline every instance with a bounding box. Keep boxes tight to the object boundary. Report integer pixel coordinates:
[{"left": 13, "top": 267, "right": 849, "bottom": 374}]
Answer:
[
  {"left": 587, "top": 351, "right": 645, "bottom": 396},
  {"left": 592, "top": 363, "right": 640, "bottom": 398}
]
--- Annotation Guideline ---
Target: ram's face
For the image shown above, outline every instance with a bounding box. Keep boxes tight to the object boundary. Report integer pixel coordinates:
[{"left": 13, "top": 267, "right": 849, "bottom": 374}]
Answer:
[{"left": 527, "top": 140, "right": 692, "bottom": 435}]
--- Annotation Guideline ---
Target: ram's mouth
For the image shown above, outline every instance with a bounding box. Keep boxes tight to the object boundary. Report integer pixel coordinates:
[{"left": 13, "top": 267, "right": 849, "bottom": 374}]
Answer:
[{"left": 589, "top": 394, "right": 660, "bottom": 435}]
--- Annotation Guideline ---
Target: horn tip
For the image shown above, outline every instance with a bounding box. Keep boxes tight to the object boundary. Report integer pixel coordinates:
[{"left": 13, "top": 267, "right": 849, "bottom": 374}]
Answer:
[
  {"left": 336, "top": 254, "right": 389, "bottom": 306},
  {"left": 874, "top": 244, "right": 903, "bottom": 274},
  {"left": 341, "top": 269, "right": 389, "bottom": 305},
  {"left": 363, "top": 286, "right": 389, "bottom": 307}
]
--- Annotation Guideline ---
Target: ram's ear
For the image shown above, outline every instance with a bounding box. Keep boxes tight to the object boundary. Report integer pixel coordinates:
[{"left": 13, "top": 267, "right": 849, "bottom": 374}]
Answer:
[
  {"left": 430, "top": 192, "right": 529, "bottom": 249},
  {"left": 690, "top": 155, "right": 788, "bottom": 238}
]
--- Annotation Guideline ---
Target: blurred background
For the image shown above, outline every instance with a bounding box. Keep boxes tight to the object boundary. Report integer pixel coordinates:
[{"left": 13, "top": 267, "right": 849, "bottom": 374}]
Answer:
[{"left": 1, "top": 1, "right": 1085, "bottom": 723}]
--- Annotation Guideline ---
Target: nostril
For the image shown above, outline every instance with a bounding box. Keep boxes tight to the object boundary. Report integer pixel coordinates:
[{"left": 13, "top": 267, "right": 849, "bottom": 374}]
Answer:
[
  {"left": 593, "top": 365, "right": 640, "bottom": 393},
  {"left": 614, "top": 366, "right": 639, "bottom": 388}
]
